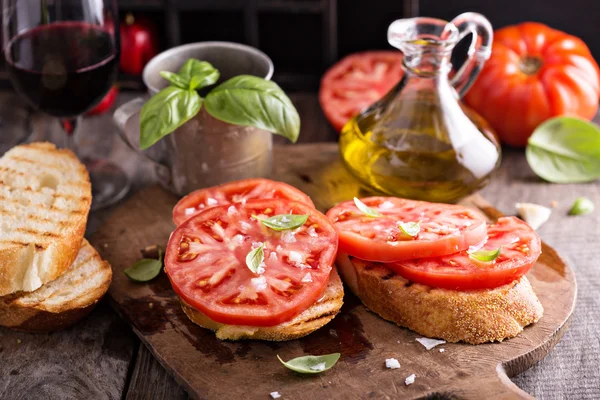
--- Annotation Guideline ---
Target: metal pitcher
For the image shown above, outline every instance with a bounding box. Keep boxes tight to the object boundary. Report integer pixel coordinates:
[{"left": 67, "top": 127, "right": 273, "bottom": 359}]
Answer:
[{"left": 114, "top": 42, "right": 275, "bottom": 196}]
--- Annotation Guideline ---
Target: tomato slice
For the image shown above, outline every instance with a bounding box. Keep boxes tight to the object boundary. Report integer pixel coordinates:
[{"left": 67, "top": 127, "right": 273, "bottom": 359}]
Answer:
[
  {"left": 165, "top": 199, "right": 338, "bottom": 326},
  {"left": 319, "top": 51, "right": 404, "bottom": 131},
  {"left": 388, "top": 217, "right": 541, "bottom": 290},
  {"left": 172, "top": 178, "right": 315, "bottom": 226},
  {"left": 326, "top": 197, "right": 487, "bottom": 262}
]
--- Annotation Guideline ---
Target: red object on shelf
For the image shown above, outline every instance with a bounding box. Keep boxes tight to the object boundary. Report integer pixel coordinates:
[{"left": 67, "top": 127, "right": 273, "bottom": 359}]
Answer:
[
  {"left": 87, "top": 85, "right": 119, "bottom": 116},
  {"left": 119, "top": 13, "right": 159, "bottom": 76}
]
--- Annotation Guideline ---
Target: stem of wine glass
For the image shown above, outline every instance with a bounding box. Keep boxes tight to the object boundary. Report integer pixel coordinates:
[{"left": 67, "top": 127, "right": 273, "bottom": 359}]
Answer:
[{"left": 61, "top": 117, "right": 81, "bottom": 154}]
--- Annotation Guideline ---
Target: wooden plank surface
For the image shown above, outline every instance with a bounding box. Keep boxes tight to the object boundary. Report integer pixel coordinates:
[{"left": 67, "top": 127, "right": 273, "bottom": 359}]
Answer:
[{"left": 90, "top": 143, "right": 576, "bottom": 399}]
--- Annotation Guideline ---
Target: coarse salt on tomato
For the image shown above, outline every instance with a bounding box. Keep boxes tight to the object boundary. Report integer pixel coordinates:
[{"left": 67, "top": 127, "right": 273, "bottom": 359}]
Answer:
[
  {"left": 172, "top": 178, "right": 315, "bottom": 226},
  {"left": 165, "top": 199, "right": 338, "bottom": 326},
  {"left": 326, "top": 197, "right": 487, "bottom": 262}
]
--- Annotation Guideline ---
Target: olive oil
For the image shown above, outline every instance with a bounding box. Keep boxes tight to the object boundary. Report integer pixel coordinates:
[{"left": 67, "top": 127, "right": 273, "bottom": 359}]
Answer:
[
  {"left": 340, "top": 92, "right": 501, "bottom": 203},
  {"left": 340, "top": 13, "right": 501, "bottom": 203}
]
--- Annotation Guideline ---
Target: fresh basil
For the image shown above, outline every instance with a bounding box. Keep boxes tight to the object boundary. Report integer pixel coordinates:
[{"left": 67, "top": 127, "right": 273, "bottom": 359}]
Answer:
[
  {"left": 526, "top": 117, "right": 600, "bottom": 183},
  {"left": 246, "top": 244, "right": 264, "bottom": 274},
  {"left": 569, "top": 197, "right": 594, "bottom": 216},
  {"left": 253, "top": 214, "right": 309, "bottom": 231},
  {"left": 398, "top": 221, "right": 420, "bottom": 237},
  {"left": 277, "top": 353, "right": 340, "bottom": 374},
  {"left": 125, "top": 250, "right": 163, "bottom": 282},
  {"left": 159, "top": 71, "right": 189, "bottom": 89},
  {"left": 140, "top": 87, "right": 202, "bottom": 150},
  {"left": 353, "top": 197, "right": 383, "bottom": 218},
  {"left": 468, "top": 247, "right": 501, "bottom": 262},
  {"left": 177, "top": 59, "right": 219, "bottom": 89},
  {"left": 204, "top": 75, "right": 300, "bottom": 143}
]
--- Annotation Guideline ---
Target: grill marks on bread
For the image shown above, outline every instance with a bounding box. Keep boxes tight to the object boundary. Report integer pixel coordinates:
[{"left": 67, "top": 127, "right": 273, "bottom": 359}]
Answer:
[{"left": 0, "top": 143, "right": 91, "bottom": 252}]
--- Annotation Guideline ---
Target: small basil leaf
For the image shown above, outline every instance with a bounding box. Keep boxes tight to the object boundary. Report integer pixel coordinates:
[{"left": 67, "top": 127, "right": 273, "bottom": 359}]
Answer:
[
  {"left": 140, "top": 87, "right": 202, "bottom": 150},
  {"left": 398, "top": 221, "right": 420, "bottom": 237},
  {"left": 178, "top": 59, "right": 220, "bottom": 89},
  {"left": 246, "top": 244, "right": 264, "bottom": 274},
  {"left": 353, "top": 197, "right": 383, "bottom": 218},
  {"left": 159, "top": 71, "right": 189, "bottom": 89},
  {"left": 277, "top": 353, "right": 340, "bottom": 374},
  {"left": 204, "top": 75, "right": 300, "bottom": 143},
  {"left": 526, "top": 117, "right": 600, "bottom": 183},
  {"left": 125, "top": 250, "right": 163, "bottom": 282},
  {"left": 468, "top": 247, "right": 501, "bottom": 262},
  {"left": 569, "top": 197, "right": 594, "bottom": 216},
  {"left": 253, "top": 214, "right": 308, "bottom": 231}
]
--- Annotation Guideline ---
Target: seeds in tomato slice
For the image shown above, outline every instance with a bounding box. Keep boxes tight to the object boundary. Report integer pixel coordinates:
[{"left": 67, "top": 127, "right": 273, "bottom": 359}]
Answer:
[
  {"left": 326, "top": 197, "right": 487, "bottom": 262},
  {"left": 165, "top": 199, "right": 338, "bottom": 327}
]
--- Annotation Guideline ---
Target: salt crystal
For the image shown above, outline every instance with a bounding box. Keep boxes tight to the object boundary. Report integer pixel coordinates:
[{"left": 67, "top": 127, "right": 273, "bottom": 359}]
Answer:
[
  {"left": 270, "top": 392, "right": 281, "bottom": 399},
  {"left": 206, "top": 198, "right": 218, "bottom": 206},
  {"left": 416, "top": 337, "right": 446, "bottom": 350},
  {"left": 301, "top": 273, "right": 313, "bottom": 282},
  {"left": 385, "top": 358, "right": 401, "bottom": 369},
  {"left": 227, "top": 205, "right": 237, "bottom": 215},
  {"left": 405, "top": 374, "right": 416, "bottom": 385}
]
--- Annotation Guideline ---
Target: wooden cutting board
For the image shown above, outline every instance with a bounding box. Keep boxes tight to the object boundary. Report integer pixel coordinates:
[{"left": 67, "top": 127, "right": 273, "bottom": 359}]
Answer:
[{"left": 91, "top": 143, "right": 576, "bottom": 399}]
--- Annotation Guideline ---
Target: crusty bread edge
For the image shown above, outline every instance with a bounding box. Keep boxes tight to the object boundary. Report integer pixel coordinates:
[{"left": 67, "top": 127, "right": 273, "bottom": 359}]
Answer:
[
  {"left": 0, "top": 240, "right": 112, "bottom": 333},
  {"left": 338, "top": 254, "right": 544, "bottom": 344},
  {"left": 180, "top": 269, "right": 344, "bottom": 341}
]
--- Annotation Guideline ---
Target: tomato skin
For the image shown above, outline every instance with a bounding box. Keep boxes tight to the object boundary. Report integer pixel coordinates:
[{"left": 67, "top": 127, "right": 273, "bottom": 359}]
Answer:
[
  {"left": 119, "top": 13, "right": 159, "bottom": 76},
  {"left": 165, "top": 199, "right": 338, "bottom": 326},
  {"left": 326, "top": 197, "right": 488, "bottom": 262},
  {"left": 172, "top": 178, "right": 315, "bottom": 226},
  {"left": 319, "top": 51, "right": 404, "bottom": 131},
  {"left": 465, "top": 22, "right": 600, "bottom": 147},
  {"left": 389, "top": 217, "right": 541, "bottom": 290},
  {"left": 86, "top": 85, "right": 118, "bottom": 116}
]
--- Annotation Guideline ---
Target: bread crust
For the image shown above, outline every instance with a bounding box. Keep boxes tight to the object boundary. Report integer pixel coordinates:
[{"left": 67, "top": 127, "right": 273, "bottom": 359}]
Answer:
[
  {"left": 180, "top": 269, "right": 344, "bottom": 341},
  {"left": 0, "top": 142, "right": 91, "bottom": 296},
  {"left": 0, "top": 239, "right": 112, "bottom": 332},
  {"left": 337, "top": 254, "right": 543, "bottom": 344}
]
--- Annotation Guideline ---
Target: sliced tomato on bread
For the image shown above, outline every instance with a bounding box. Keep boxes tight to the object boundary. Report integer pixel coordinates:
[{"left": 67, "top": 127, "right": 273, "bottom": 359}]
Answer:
[
  {"left": 388, "top": 217, "right": 541, "bottom": 290},
  {"left": 173, "top": 178, "right": 315, "bottom": 226},
  {"left": 165, "top": 199, "right": 338, "bottom": 327},
  {"left": 326, "top": 197, "right": 487, "bottom": 262}
]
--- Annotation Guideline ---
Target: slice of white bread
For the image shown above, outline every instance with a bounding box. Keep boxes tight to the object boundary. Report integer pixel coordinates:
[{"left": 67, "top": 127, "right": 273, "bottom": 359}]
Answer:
[
  {"left": 180, "top": 269, "right": 344, "bottom": 341},
  {"left": 0, "top": 239, "right": 112, "bottom": 332},
  {"left": 337, "top": 253, "right": 543, "bottom": 344},
  {"left": 0, "top": 142, "right": 91, "bottom": 296}
]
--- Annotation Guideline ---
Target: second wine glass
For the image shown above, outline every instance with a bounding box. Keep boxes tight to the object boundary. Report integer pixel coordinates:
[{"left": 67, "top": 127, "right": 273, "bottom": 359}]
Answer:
[{"left": 2, "top": 0, "right": 130, "bottom": 210}]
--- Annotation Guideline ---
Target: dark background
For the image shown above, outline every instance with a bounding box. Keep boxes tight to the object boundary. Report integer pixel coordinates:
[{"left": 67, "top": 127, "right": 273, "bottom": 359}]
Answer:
[{"left": 113, "top": 0, "right": 600, "bottom": 91}]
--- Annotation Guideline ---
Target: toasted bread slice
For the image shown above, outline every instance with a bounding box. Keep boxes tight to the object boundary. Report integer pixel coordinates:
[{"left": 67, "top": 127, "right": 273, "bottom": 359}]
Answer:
[
  {"left": 0, "top": 142, "right": 91, "bottom": 296},
  {"left": 337, "top": 254, "right": 543, "bottom": 344},
  {"left": 180, "top": 269, "right": 344, "bottom": 341},
  {"left": 0, "top": 239, "right": 112, "bottom": 332}
]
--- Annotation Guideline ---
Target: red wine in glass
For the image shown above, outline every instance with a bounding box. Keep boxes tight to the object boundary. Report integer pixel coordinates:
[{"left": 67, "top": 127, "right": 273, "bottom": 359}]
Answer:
[
  {"left": 5, "top": 22, "right": 118, "bottom": 118},
  {"left": 3, "top": 0, "right": 129, "bottom": 210}
]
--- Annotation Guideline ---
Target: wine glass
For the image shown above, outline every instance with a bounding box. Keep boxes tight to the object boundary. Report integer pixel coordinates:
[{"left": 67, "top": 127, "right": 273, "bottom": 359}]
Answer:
[{"left": 2, "top": 0, "right": 130, "bottom": 210}]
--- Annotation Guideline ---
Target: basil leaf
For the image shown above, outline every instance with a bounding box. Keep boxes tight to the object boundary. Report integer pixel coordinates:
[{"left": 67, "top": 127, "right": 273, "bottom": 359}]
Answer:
[
  {"left": 140, "top": 87, "right": 202, "bottom": 150},
  {"left": 178, "top": 59, "right": 220, "bottom": 90},
  {"left": 353, "top": 197, "right": 383, "bottom": 218},
  {"left": 468, "top": 247, "right": 501, "bottom": 262},
  {"left": 569, "top": 197, "right": 594, "bottom": 216},
  {"left": 125, "top": 250, "right": 163, "bottom": 282},
  {"left": 204, "top": 75, "right": 300, "bottom": 143},
  {"left": 159, "top": 71, "right": 189, "bottom": 89},
  {"left": 277, "top": 353, "right": 340, "bottom": 374},
  {"left": 398, "top": 221, "right": 420, "bottom": 237},
  {"left": 246, "top": 244, "right": 264, "bottom": 274},
  {"left": 526, "top": 117, "right": 600, "bottom": 183},
  {"left": 253, "top": 214, "right": 308, "bottom": 231}
]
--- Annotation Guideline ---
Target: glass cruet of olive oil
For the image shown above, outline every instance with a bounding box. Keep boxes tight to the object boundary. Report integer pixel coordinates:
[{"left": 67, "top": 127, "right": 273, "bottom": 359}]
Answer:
[{"left": 340, "top": 13, "right": 501, "bottom": 203}]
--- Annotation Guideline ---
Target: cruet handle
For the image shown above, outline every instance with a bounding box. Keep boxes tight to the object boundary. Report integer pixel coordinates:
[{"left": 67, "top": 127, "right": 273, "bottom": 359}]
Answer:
[{"left": 449, "top": 12, "right": 493, "bottom": 98}]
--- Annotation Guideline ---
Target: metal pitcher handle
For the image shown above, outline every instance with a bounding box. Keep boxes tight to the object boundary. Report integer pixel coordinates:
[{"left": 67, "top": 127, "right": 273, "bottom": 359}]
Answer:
[
  {"left": 449, "top": 12, "right": 493, "bottom": 98},
  {"left": 113, "top": 97, "right": 167, "bottom": 165}
]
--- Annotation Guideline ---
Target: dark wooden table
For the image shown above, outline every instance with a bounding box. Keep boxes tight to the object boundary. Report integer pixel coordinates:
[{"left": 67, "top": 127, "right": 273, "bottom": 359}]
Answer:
[{"left": 1, "top": 92, "right": 599, "bottom": 399}]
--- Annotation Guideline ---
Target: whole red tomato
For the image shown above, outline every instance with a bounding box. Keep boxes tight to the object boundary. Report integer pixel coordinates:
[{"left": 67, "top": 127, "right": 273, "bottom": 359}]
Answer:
[
  {"left": 120, "top": 13, "right": 159, "bottom": 76},
  {"left": 464, "top": 22, "right": 600, "bottom": 147},
  {"left": 87, "top": 85, "right": 118, "bottom": 116}
]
